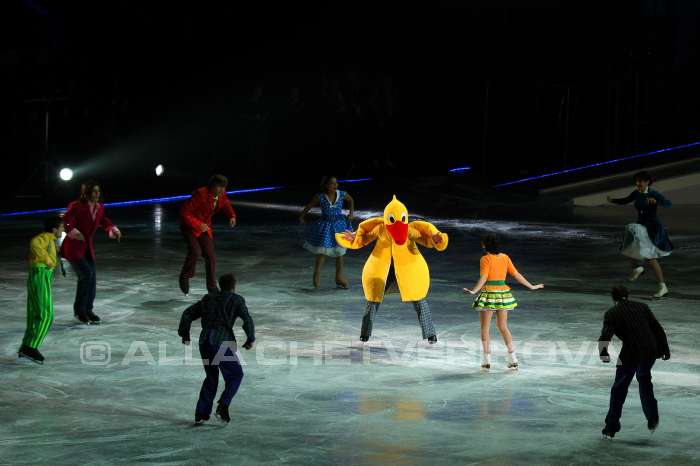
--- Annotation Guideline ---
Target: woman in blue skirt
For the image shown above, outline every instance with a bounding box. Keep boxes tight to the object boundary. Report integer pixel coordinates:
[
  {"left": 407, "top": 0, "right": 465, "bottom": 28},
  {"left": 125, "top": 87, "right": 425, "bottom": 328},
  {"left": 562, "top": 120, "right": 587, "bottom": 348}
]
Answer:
[
  {"left": 299, "top": 176, "right": 355, "bottom": 289},
  {"left": 608, "top": 171, "right": 673, "bottom": 298}
]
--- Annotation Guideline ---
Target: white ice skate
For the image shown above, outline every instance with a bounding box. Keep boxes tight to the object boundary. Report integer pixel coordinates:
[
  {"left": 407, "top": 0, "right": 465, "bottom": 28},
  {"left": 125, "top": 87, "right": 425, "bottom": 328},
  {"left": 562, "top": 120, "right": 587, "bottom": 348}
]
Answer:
[
  {"left": 507, "top": 351, "right": 519, "bottom": 369},
  {"left": 653, "top": 282, "right": 668, "bottom": 299},
  {"left": 628, "top": 266, "right": 645, "bottom": 282},
  {"left": 480, "top": 352, "right": 491, "bottom": 370}
]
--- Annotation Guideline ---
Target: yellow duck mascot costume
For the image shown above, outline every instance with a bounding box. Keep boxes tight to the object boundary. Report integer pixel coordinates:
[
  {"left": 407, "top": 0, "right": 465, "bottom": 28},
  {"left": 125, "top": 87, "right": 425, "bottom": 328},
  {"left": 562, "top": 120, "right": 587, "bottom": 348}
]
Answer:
[{"left": 335, "top": 195, "right": 448, "bottom": 343}]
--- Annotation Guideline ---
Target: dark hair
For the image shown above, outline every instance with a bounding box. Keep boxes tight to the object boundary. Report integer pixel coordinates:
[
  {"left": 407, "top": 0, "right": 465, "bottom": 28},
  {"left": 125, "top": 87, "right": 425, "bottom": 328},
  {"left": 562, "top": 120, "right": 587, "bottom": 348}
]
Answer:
[
  {"left": 209, "top": 174, "right": 228, "bottom": 188},
  {"left": 633, "top": 171, "right": 653, "bottom": 185},
  {"left": 219, "top": 273, "right": 236, "bottom": 291},
  {"left": 481, "top": 234, "right": 500, "bottom": 254},
  {"left": 320, "top": 176, "right": 337, "bottom": 191},
  {"left": 43, "top": 215, "right": 63, "bottom": 232},
  {"left": 79, "top": 180, "right": 101, "bottom": 202},
  {"left": 611, "top": 285, "right": 629, "bottom": 302}
]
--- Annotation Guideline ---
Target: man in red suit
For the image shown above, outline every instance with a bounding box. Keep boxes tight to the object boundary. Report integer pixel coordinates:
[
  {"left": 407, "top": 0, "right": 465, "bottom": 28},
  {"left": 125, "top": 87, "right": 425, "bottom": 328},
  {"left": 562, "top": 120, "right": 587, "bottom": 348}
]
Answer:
[
  {"left": 179, "top": 174, "right": 237, "bottom": 295},
  {"left": 60, "top": 181, "right": 122, "bottom": 324}
]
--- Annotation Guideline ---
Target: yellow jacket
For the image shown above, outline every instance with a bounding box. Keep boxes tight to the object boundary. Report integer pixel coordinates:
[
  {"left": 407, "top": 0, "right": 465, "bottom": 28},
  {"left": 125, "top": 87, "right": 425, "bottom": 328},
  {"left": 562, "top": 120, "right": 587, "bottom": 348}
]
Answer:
[
  {"left": 336, "top": 196, "right": 448, "bottom": 302},
  {"left": 29, "top": 232, "right": 58, "bottom": 269}
]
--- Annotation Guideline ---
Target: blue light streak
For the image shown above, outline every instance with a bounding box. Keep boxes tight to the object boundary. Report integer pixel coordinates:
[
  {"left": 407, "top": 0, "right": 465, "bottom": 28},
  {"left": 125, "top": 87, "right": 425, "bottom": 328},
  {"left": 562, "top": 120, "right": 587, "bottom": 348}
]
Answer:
[
  {"left": 0, "top": 186, "right": 286, "bottom": 218},
  {"left": 494, "top": 141, "right": 700, "bottom": 188},
  {"left": 448, "top": 166, "right": 472, "bottom": 173},
  {"left": 338, "top": 178, "right": 373, "bottom": 183}
]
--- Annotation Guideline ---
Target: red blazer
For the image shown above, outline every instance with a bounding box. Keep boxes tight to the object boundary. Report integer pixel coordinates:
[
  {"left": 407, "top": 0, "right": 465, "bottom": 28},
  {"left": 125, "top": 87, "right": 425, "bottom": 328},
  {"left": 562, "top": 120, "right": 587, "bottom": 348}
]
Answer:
[
  {"left": 60, "top": 201, "right": 118, "bottom": 262},
  {"left": 180, "top": 187, "right": 236, "bottom": 237}
]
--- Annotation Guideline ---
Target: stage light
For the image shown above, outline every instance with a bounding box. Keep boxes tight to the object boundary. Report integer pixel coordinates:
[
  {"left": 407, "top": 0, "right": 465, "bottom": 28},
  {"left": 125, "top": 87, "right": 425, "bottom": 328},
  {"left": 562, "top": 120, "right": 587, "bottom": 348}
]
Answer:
[
  {"left": 155, "top": 164, "right": 165, "bottom": 176},
  {"left": 449, "top": 166, "right": 472, "bottom": 173},
  {"left": 59, "top": 168, "right": 73, "bottom": 181}
]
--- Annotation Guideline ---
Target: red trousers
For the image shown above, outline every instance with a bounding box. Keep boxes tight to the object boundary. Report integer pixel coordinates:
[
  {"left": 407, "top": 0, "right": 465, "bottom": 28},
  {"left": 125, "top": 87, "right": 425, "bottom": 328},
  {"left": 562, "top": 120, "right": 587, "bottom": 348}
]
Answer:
[{"left": 181, "top": 227, "right": 217, "bottom": 291}]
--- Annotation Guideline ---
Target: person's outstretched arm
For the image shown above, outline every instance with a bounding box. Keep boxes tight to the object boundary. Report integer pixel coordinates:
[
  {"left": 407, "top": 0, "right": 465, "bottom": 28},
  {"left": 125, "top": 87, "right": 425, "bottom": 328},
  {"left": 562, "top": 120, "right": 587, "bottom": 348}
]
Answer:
[
  {"left": 464, "top": 274, "right": 488, "bottom": 295},
  {"left": 607, "top": 191, "right": 636, "bottom": 205},
  {"left": 299, "top": 195, "right": 320, "bottom": 224},
  {"left": 511, "top": 271, "right": 544, "bottom": 290},
  {"left": 508, "top": 257, "right": 544, "bottom": 290}
]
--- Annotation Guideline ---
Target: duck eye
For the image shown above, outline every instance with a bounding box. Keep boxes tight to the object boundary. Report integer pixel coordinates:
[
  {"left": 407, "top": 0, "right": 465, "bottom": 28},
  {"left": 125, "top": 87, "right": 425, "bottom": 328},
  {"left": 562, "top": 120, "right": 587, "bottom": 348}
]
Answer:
[
  {"left": 401, "top": 213, "right": 407, "bottom": 223},
  {"left": 388, "top": 214, "right": 395, "bottom": 223}
]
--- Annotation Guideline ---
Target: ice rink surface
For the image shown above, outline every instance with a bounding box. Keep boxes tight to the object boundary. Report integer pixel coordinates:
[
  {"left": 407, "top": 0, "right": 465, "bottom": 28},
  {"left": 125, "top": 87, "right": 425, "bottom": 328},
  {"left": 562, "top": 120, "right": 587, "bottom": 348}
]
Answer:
[{"left": 1, "top": 193, "right": 699, "bottom": 465}]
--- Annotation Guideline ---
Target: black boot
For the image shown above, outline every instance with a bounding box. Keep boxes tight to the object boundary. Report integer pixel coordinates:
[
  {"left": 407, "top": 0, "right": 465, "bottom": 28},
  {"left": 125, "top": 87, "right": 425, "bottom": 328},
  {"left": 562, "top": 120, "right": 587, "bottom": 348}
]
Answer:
[
  {"left": 179, "top": 275, "right": 190, "bottom": 295},
  {"left": 602, "top": 426, "right": 617, "bottom": 439},
  {"left": 18, "top": 345, "right": 43, "bottom": 364},
  {"left": 87, "top": 311, "right": 101, "bottom": 324},
  {"left": 215, "top": 402, "right": 230, "bottom": 423},
  {"left": 75, "top": 311, "right": 90, "bottom": 324},
  {"left": 194, "top": 413, "right": 210, "bottom": 425},
  {"left": 648, "top": 417, "right": 659, "bottom": 432},
  {"left": 428, "top": 335, "right": 437, "bottom": 344}
]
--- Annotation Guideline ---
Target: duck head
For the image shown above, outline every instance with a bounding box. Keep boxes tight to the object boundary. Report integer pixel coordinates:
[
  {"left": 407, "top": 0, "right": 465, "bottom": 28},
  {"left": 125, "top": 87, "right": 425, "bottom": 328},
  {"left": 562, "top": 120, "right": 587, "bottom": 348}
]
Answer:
[{"left": 384, "top": 195, "right": 409, "bottom": 245}]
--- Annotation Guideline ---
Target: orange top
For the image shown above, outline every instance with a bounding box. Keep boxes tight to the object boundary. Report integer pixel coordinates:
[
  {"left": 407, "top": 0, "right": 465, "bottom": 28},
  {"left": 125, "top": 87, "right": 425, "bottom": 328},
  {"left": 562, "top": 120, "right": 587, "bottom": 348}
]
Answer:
[{"left": 479, "top": 253, "right": 518, "bottom": 291}]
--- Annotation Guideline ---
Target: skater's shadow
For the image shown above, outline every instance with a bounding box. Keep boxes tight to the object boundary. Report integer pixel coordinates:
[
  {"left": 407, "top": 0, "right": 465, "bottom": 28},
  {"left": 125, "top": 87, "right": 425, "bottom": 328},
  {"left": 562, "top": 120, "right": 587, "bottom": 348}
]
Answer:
[
  {"left": 293, "top": 287, "right": 352, "bottom": 294},
  {"left": 51, "top": 321, "right": 94, "bottom": 331},
  {"left": 609, "top": 438, "right": 656, "bottom": 447},
  {"left": 295, "top": 287, "right": 320, "bottom": 294},
  {"left": 0, "top": 355, "right": 44, "bottom": 368},
  {"left": 431, "top": 372, "right": 492, "bottom": 383},
  {"left": 344, "top": 345, "right": 390, "bottom": 356},
  {"left": 141, "top": 299, "right": 187, "bottom": 309}
]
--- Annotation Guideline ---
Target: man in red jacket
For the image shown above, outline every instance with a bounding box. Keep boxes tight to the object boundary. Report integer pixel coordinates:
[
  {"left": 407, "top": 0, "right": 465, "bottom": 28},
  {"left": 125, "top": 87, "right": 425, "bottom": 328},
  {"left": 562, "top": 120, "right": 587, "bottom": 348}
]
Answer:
[
  {"left": 179, "top": 174, "right": 237, "bottom": 295},
  {"left": 60, "top": 181, "right": 122, "bottom": 324}
]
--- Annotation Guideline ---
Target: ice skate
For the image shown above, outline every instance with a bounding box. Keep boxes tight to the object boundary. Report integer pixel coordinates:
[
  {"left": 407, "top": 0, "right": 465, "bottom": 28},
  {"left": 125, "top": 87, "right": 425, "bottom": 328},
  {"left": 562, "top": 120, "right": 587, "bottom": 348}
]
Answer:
[
  {"left": 653, "top": 282, "right": 668, "bottom": 299},
  {"left": 481, "top": 352, "right": 491, "bottom": 370},
  {"left": 628, "top": 266, "right": 645, "bottom": 282},
  {"left": 215, "top": 402, "right": 230, "bottom": 423},
  {"left": 507, "top": 351, "right": 519, "bottom": 369},
  {"left": 18, "top": 345, "right": 44, "bottom": 364},
  {"left": 179, "top": 275, "right": 190, "bottom": 296},
  {"left": 648, "top": 418, "right": 659, "bottom": 433}
]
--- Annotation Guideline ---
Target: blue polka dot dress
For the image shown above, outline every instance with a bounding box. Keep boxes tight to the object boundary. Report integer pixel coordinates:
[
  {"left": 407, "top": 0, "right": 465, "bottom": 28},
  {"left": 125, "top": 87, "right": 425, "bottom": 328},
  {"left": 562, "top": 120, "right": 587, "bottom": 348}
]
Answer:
[{"left": 303, "top": 191, "right": 352, "bottom": 257}]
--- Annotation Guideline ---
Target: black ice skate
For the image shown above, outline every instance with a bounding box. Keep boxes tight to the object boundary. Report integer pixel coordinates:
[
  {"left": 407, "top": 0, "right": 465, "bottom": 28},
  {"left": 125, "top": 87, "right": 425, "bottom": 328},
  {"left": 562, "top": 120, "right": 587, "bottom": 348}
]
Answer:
[
  {"left": 18, "top": 345, "right": 44, "bottom": 364},
  {"left": 215, "top": 402, "right": 230, "bottom": 423}
]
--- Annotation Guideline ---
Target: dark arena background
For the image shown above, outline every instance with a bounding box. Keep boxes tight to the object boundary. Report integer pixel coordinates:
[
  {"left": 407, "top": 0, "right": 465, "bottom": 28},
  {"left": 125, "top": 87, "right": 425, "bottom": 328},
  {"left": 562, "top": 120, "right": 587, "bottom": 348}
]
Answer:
[{"left": 1, "top": 2, "right": 699, "bottom": 465}]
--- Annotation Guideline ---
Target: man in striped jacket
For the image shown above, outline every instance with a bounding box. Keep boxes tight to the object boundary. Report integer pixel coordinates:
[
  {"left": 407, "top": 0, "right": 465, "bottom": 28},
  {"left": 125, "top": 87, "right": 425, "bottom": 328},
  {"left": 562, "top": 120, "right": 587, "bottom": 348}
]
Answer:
[{"left": 599, "top": 285, "right": 670, "bottom": 438}]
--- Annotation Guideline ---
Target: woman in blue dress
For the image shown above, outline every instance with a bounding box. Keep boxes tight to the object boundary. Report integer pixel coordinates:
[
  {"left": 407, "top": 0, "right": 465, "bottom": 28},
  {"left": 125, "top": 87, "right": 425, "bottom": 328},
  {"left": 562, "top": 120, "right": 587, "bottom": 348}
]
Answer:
[
  {"left": 299, "top": 176, "right": 355, "bottom": 289},
  {"left": 608, "top": 171, "right": 673, "bottom": 298}
]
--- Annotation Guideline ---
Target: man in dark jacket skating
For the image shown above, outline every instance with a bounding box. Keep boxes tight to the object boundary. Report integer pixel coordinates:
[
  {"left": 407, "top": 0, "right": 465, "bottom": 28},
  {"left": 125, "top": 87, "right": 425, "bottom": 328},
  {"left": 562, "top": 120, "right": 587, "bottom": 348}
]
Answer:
[
  {"left": 598, "top": 286, "right": 670, "bottom": 438},
  {"left": 179, "top": 273, "right": 255, "bottom": 425}
]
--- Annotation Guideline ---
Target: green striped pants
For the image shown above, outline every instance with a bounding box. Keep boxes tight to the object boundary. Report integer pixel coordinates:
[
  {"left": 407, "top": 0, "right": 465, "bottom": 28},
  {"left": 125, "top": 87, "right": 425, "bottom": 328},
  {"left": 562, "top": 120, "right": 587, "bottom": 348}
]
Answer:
[{"left": 22, "top": 266, "right": 54, "bottom": 350}]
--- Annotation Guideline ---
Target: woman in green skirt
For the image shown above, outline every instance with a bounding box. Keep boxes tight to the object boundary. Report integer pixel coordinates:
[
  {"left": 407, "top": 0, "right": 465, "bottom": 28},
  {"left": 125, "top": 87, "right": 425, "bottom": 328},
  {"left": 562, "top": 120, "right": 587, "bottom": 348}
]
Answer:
[{"left": 464, "top": 234, "right": 544, "bottom": 370}]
